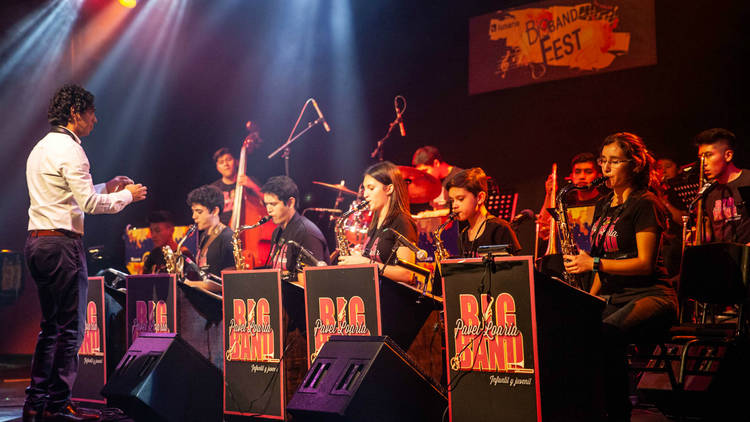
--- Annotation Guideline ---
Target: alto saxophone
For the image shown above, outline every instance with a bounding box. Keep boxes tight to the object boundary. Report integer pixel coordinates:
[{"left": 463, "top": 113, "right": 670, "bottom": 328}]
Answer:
[
  {"left": 551, "top": 177, "right": 606, "bottom": 290},
  {"left": 163, "top": 224, "right": 197, "bottom": 277},
  {"left": 232, "top": 230, "right": 246, "bottom": 270},
  {"left": 233, "top": 216, "right": 271, "bottom": 270},
  {"left": 432, "top": 212, "right": 457, "bottom": 262},
  {"left": 335, "top": 200, "right": 370, "bottom": 257},
  {"left": 163, "top": 244, "right": 176, "bottom": 274}
]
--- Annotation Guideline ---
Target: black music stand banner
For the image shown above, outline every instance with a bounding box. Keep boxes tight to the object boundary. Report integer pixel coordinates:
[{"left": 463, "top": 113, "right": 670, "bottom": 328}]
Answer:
[
  {"left": 303, "top": 265, "right": 382, "bottom": 365},
  {"left": 72, "top": 277, "right": 107, "bottom": 404},
  {"left": 442, "top": 257, "right": 542, "bottom": 422},
  {"left": 125, "top": 274, "right": 177, "bottom": 347},
  {"left": 222, "top": 269, "right": 285, "bottom": 420}
]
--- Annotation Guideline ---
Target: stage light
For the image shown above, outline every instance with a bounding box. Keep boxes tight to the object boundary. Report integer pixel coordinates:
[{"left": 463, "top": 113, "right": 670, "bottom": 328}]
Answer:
[{"left": 119, "top": 0, "right": 137, "bottom": 9}]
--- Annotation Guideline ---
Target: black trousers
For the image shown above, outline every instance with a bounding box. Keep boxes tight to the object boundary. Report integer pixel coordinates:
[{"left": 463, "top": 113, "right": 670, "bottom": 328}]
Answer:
[
  {"left": 24, "top": 234, "right": 88, "bottom": 410},
  {"left": 601, "top": 293, "right": 678, "bottom": 421}
]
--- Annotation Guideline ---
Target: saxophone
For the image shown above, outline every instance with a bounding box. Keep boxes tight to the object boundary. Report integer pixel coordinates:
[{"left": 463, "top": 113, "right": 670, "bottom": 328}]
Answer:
[
  {"left": 163, "top": 245, "right": 176, "bottom": 274},
  {"left": 163, "top": 224, "right": 197, "bottom": 276},
  {"left": 432, "top": 212, "right": 456, "bottom": 262},
  {"left": 551, "top": 176, "right": 606, "bottom": 290},
  {"left": 335, "top": 200, "right": 370, "bottom": 257},
  {"left": 233, "top": 216, "right": 271, "bottom": 270},
  {"left": 232, "top": 230, "right": 246, "bottom": 270}
]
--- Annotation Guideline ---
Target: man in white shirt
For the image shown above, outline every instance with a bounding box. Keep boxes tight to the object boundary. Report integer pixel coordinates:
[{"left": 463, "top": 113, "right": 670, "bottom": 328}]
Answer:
[{"left": 23, "top": 84, "right": 147, "bottom": 422}]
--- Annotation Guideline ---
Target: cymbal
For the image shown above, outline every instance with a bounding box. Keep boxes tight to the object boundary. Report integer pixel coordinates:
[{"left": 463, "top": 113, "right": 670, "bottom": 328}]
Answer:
[
  {"left": 313, "top": 181, "right": 358, "bottom": 195},
  {"left": 398, "top": 166, "right": 442, "bottom": 204}
]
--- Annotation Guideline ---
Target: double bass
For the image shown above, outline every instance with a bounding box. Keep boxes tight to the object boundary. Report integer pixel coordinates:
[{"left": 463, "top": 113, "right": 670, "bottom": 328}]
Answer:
[{"left": 230, "top": 122, "right": 275, "bottom": 268}]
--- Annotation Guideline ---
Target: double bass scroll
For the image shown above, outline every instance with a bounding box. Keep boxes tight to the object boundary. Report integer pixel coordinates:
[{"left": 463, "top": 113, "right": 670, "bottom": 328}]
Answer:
[{"left": 230, "top": 122, "right": 275, "bottom": 269}]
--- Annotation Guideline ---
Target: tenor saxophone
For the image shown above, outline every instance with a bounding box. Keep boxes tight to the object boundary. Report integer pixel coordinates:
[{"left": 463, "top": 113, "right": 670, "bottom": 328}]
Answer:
[{"left": 335, "top": 200, "right": 369, "bottom": 257}]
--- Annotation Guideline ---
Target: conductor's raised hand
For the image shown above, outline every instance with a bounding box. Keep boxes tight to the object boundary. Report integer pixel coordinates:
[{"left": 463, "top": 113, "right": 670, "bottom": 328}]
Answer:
[{"left": 125, "top": 183, "right": 148, "bottom": 202}]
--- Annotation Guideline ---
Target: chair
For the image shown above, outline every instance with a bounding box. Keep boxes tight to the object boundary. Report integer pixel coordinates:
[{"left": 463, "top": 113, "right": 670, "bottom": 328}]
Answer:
[{"left": 635, "top": 242, "right": 750, "bottom": 419}]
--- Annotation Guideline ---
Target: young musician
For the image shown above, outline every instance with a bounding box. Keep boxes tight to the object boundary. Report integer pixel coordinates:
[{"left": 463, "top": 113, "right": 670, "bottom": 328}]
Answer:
[
  {"left": 446, "top": 168, "right": 521, "bottom": 256},
  {"left": 694, "top": 128, "right": 750, "bottom": 244},
  {"left": 412, "top": 145, "right": 462, "bottom": 210},
  {"left": 142, "top": 210, "right": 193, "bottom": 274},
  {"left": 211, "top": 147, "right": 263, "bottom": 224},
  {"left": 338, "top": 161, "right": 419, "bottom": 284},
  {"left": 263, "top": 176, "right": 330, "bottom": 277},
  {"left": 538, "top": 152, "right": 606, "bottom": 243},
  {"left": 564, "top": 132, "right": 678, "bottom": 421},
  {"left": 184, "top": 185, "right": 235, "bottom": 293}
]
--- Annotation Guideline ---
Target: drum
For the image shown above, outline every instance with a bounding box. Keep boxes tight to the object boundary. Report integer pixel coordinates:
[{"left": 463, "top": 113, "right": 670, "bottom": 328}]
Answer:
[{"left": 341, "top": 201, "right": 372, "bottom": 250}]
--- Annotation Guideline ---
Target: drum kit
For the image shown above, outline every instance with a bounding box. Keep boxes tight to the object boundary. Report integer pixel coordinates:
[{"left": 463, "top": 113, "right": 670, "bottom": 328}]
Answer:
[{"left": 309, "top": 166, "right": 442, "bottom": 251}]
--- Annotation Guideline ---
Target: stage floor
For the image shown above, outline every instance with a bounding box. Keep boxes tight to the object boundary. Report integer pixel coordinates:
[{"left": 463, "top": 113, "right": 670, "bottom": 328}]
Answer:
[{"left": 1, "top": 354, "right": 684, "bottom": 422}]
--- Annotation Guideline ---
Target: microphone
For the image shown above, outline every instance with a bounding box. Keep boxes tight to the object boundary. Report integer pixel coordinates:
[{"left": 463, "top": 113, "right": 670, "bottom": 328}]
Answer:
[
  {"left": 183, "top": 256, "right": 221, "bottom": 282},
  {"left": 511, "top": 209, "right": 536, "bottom": 227},
  {"left": 688, "top": 180, "right": 718, "bottom": 210},
  {"left": 311, "top": 99, "right": 331, "bottom": 132},
  {"left": 680, "top": 161, "right": 698, "bottom": 173},
  {"left": 239, "top": 216, "right": 271, "bottom": 231},
  {"left": 285, "top": 239, "right": 326, "bottom": 267},
  {"left": 384, "top": 228, "right": 428, "bottom": 261},
  {"left": 588, "top": 176, "right": 608, "bottom": 189},
  {"left": 395, "top": 106, "right": 405, "bottom": 137}
]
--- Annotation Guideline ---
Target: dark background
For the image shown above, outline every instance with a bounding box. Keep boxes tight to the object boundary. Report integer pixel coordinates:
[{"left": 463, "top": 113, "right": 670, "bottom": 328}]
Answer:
[{"left": 1, "top": 0, "right": 748, "bottom": 353}]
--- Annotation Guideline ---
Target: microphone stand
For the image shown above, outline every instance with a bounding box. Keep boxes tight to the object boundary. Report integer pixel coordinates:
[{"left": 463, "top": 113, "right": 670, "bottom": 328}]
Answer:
[
  {"left": 370, "top": 116, "right": 401, "bottom": 162},
  {"left": 269, "top": 98, "right": 327, "bottom": 176}
]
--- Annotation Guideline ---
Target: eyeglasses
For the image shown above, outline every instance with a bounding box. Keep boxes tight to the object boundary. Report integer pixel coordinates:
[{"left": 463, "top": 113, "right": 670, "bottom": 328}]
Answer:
[{"left": 597, "top": 157, "right": 632, "bottom": 167}]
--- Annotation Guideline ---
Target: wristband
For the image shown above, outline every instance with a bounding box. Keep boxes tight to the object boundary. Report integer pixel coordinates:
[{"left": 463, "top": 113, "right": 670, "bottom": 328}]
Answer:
[
  {"left": 378, "top": 264, "right": 385, "bottom": 277},
  {"left": 592, "top": 257, "right": 601, "bottom": 274}
]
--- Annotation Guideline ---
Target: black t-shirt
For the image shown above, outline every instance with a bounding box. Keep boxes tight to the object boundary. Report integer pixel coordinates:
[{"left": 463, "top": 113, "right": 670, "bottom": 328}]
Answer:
[
  {"left": 458, "top": 216, "right": 521, "bottom": 257},
  {"left": 363, "top": 213, "right": 418, "bottom": 264},
  {"left": 210, "top": 179, "right": 262, "bottom": 226},
  {"left": 196, "top": 226, "right": 235, "bottom": 278},
  {"left": 268, "top": 212, "right": 330, "bottom": 272},
  {"left": 590, "top": 191, "right": 673, "bottom": 301},
  {"left": 705, "top": 169, "right": 750, "bottom": 244}
]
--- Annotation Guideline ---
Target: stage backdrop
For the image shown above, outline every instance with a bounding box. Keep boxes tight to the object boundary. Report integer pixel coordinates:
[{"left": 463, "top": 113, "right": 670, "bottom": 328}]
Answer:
[{"left": 469, "top": 0, "right": 657, "bottom": 94}]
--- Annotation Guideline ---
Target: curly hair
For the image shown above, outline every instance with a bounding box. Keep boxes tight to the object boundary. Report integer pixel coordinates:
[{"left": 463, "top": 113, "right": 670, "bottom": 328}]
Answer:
[
  {"left": 186, "top": 185, "right": 224, "bottom": 214},
  {"left": 261, "top": 176, "right": 299, "bottom": 208},
  {"left": 445, "top": 167, "right": 488, "bottom": 198},
  {"left": 48, "top": 84, "right": 95, "bottom": 126},
  {"left": 601, "top": 132, "right": 658, "bottom": 191}
]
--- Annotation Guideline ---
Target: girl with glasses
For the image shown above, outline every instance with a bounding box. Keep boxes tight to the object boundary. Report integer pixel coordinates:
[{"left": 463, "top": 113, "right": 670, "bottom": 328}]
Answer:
[{"left": 563, "top": 132, "right": 677, "bottom": 422}]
